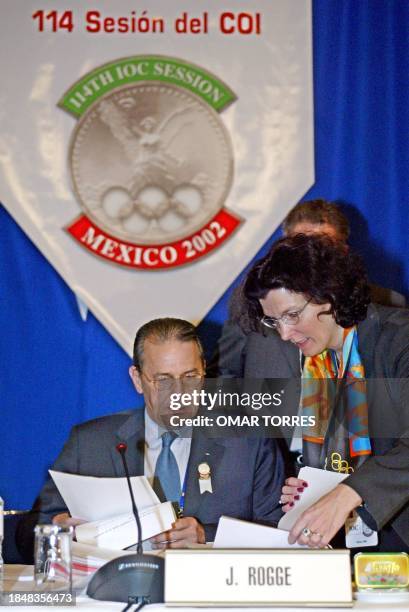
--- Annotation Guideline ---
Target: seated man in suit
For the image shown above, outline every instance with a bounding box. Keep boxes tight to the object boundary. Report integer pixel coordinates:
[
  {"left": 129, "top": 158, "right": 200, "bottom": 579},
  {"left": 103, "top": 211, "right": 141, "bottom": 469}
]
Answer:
[{"left": 17, "top": 317, "right": 284, "bottom": 562}]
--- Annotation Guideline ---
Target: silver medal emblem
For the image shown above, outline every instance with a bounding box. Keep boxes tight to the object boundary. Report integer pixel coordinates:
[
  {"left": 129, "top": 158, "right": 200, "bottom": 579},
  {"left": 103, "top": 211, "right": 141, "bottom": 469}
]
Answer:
[{"left": 69, "top": 83, "right": 234, "bottom": 244}]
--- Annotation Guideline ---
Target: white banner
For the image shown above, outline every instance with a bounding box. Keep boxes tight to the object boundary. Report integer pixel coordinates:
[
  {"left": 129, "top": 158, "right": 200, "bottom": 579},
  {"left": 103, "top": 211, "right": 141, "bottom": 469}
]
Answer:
[{"left": 0, "top": 1, "right": 313, "bottom": 353}]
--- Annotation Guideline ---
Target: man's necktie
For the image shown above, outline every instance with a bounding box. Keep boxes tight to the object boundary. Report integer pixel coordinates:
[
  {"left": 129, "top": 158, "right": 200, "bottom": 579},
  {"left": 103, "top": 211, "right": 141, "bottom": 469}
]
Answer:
[{"left": 154, "top": 431, "right": 181, "bottom": 502}]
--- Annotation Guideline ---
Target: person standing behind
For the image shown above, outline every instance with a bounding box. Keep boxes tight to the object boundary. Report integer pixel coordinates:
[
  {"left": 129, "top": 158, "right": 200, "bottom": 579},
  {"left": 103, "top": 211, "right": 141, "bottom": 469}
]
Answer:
[{"left": 282, "top": 200, "right": 406, "bottom": 308}]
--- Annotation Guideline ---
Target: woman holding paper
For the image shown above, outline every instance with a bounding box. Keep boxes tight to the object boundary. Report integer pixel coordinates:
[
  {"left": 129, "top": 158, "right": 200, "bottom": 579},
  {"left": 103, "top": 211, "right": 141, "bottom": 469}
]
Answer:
[{"left": 238, "top": 233, "right": 409, "bottom": 551}]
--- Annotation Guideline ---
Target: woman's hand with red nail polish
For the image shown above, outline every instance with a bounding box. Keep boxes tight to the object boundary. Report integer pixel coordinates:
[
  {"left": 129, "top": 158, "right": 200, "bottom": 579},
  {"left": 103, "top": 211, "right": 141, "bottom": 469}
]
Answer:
[{"left": 280, "top": 476, "right": 307, "bottom": 512}]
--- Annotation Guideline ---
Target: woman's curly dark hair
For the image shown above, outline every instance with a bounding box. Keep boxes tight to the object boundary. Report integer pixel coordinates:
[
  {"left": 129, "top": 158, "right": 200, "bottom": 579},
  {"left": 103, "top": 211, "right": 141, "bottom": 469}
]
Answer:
[{"left": 234, "top": 234, "right": 370, "bottom": 333}]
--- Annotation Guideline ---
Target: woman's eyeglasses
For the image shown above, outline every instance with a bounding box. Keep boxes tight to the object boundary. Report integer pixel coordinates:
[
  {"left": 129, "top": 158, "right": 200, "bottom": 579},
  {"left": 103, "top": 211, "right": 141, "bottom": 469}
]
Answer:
[{"left": 261, "top": 298, "right": 312, "bottom": 330}]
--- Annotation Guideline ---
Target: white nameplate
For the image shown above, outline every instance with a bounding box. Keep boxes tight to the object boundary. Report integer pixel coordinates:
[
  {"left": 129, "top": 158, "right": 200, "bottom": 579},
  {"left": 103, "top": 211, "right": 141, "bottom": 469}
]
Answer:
[{"left": 165, "top": 549, "right": 352, "bottom": 607}]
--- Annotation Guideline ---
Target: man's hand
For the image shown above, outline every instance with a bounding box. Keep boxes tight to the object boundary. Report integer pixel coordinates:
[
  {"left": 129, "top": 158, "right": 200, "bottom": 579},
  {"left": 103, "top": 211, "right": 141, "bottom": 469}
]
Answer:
[
  {"left": 52, "top": 513, "right": 86, "bottom": 528},
  {"left": 288, "top": 484, "right": 362, "bottom": 547},
  {"left": 150, "top": 517, "right": 206, "bottom": 549}
]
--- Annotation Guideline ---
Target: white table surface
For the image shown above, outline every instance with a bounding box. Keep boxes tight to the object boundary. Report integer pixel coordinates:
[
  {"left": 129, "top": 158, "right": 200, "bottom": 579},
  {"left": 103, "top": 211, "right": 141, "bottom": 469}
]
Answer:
[{"left": 2, "top": 565, "right": 409, "bottom": 611}]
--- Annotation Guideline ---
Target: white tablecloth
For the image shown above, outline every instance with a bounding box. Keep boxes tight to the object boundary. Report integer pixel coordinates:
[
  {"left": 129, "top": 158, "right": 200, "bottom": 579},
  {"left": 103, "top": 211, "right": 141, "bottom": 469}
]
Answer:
[{"left": 2, "top": 565, "right": 409, "bottom": 611}]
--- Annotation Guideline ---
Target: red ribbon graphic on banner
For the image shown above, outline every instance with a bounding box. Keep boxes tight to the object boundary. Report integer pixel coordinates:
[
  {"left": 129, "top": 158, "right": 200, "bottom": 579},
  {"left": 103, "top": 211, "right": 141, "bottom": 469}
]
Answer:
[{"left": 66, "top": 209, "right": 242, "bottom": 270}]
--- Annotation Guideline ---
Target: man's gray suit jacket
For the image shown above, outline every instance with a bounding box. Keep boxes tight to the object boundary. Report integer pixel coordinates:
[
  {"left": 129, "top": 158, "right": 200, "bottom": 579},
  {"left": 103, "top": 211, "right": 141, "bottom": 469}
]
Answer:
[{"left": 17, "top": 409, "right": 284, "bottom": 562}]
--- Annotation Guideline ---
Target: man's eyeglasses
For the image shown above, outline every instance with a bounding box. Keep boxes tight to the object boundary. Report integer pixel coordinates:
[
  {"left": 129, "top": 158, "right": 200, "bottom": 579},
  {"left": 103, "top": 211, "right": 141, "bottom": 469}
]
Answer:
[
  {"left": 261, "top": 298, "right": 312, "bottom": 330},
  {"left": 141, "top": 371, "right": 204, "bottom": 392}
]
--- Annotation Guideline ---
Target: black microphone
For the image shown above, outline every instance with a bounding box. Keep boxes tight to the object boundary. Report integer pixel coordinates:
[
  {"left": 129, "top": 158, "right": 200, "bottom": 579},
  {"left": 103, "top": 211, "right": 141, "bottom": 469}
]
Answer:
[
  {"left": 116, "top": 442, "right": 143, "bottom": 555},
  {"left": 87, "top": 442, "right": 164, "bottom": 605}
]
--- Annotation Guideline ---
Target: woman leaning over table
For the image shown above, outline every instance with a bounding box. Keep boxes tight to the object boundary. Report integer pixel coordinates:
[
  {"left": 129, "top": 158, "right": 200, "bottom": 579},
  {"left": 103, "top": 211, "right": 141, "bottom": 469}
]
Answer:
[{"left": 240, "top": 233, "right": 409, "bottom": 551}]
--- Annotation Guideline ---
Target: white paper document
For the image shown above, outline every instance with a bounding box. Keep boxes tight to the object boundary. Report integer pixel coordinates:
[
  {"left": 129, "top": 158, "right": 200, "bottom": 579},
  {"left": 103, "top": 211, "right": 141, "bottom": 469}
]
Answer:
[
  {"left": 75, "top": 501, "right": 175, "bottom": 550},
  {"left": 49, "top": 470, "right": 159, "bottom": 521},
  {"left": 214, "top": 516, "right": 306, "bottom": 549},
  {"left": 278, "top": 466, "right": 348, "bottom": 531}
]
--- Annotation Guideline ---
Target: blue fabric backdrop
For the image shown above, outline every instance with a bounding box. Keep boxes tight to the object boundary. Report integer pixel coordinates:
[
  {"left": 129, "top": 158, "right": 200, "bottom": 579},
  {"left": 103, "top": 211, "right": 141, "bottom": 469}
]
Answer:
[{"left": 1, "top": 0, "right": 409, "bottom": 509}]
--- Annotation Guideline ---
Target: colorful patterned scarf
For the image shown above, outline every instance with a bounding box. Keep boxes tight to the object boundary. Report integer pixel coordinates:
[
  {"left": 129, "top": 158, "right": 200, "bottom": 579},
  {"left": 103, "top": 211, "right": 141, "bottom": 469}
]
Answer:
[{"left": 301, "top": 327, "right": 371, "bottom": 473}]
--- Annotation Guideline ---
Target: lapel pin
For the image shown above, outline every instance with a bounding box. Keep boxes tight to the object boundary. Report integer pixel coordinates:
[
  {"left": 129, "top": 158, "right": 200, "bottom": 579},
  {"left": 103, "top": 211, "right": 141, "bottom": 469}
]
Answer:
[
  {"left": 197, "top": 461, "right": 213, "bottom": 494},
  {"left": 198, "top": 462, "right": 211, "bottom": 480}
]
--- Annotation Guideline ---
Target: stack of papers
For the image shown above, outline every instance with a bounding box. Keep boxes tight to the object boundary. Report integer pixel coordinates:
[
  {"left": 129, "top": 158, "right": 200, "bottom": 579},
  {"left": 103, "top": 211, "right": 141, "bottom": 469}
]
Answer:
[
  {"left": 71, "top": 541, "right": 129, "bottom": 579},
  {"left": 75, "top": 502, "right": 175, "bottom": 549},
  {"left": 50, "top": 470, "right": 175, "bottom": 549}
]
